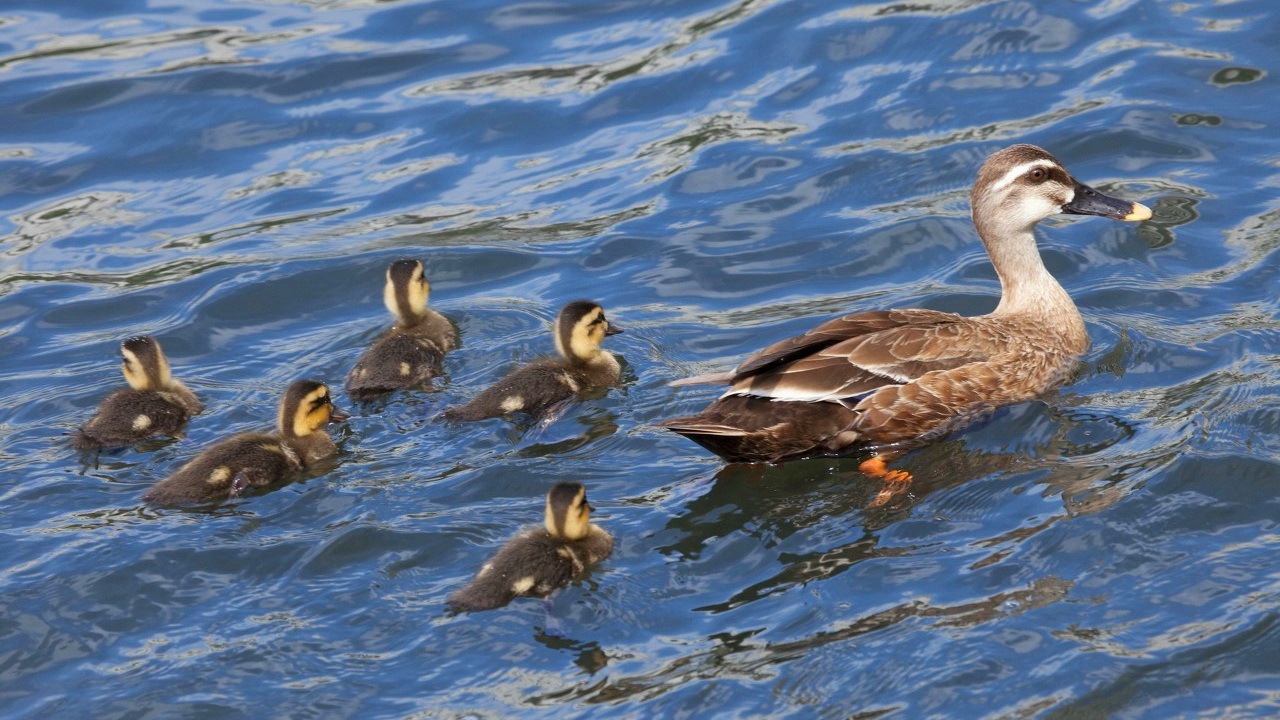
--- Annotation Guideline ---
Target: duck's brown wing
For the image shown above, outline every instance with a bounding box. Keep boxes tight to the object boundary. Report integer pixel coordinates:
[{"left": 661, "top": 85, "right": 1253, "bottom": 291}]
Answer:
[
  {"left": 728, "top": 309, "right": 1009, "bottom": 404},
  {"left": 731, "top": 310, "right": 937, "bottom": 379}
]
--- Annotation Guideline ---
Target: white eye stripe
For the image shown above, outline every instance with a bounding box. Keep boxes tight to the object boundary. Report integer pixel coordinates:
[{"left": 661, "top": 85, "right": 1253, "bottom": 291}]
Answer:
[{"left": 989, "top": 161, "right": 1059, "bottom": 194}]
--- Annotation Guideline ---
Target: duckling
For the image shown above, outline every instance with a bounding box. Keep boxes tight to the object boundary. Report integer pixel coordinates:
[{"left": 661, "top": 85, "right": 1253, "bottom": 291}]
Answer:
[
  {"left": 662, "top": 144, "right": 1152, "bottom": 502},
  {"left": 347, "top": 258, "right": 458, "bottom": 399},
  {"left": 72, "top": 335, "right": 203, "bottom": 450},
  {"left": 142, "top": 379, "right": 346, "bottom": 505},
  {"left": 442, "top": 300, "right": 623, "bottom": 422},
  {"left": 449, "top": 482, "right": 614, "bottom": 612}
]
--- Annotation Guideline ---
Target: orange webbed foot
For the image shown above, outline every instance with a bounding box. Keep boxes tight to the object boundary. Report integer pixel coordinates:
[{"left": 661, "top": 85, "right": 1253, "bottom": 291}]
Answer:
[{"left": 859, "top": 455, "right": 913, "bottom": 507}]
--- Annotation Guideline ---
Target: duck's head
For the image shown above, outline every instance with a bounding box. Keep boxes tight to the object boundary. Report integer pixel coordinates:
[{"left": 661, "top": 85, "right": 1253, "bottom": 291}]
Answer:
[
  {"left": 277, "top": 380, "right": 347, "bottom": 439},
  {"left": 972, "top": 144, "right": 1151, "bottom": 234},
  {"left": 120, "top": 335, "right": 173, "bottom": 391},
  {"left": 383, "top": 258, "right": 432, "bottom": 326},
  {"left": 553, "top": 300, "right": 623, "bottom": 363},
  {"left": 544, "top": 482, "right": 594, "bottom": 541}
]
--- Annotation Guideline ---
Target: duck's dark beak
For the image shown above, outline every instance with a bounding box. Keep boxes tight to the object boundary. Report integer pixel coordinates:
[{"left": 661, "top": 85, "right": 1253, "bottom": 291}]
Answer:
[
  {"left": 328, "top": 406, "right": 349, "bottom": 423},
  {"left": 1063, "top": 179, "right": 1152, "bottom": 221},
  {"left": 605, "top": 322, "right": 624, "bottom": 336}
]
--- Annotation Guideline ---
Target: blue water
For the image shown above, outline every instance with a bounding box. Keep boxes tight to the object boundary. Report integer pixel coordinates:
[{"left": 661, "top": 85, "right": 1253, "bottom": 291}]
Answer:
[{"left": 2, "top": 0, "right": 1278, "bottom": 717}]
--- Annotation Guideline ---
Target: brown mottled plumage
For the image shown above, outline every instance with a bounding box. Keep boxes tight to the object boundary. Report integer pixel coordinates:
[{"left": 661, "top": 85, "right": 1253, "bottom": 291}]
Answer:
[
  {"left": 449, "top": 483, "right": 614, "bottom": 612},
  {"left": 442, "top": 300, "right": 623, "bottom": 422},
  {"left": 73, "top": 336, "right": 203, "bottom": 450},
  {"left": 142, "top": 380, "right": 346, "bottom": 505},
  {"left": 662, "top": 144, "right": 1152, "bottom": 489},
  {"left": 347, "top": 259, "right": 458, "bottom": 399}
]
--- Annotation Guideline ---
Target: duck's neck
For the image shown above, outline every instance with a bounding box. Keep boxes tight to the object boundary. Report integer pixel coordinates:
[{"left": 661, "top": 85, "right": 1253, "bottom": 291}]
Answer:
[{"left": 976, "top": 215, "right": 1086, "bottom": 347}]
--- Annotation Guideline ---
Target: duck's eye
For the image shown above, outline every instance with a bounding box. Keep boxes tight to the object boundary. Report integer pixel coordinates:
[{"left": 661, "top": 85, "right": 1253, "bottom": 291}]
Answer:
[{"left": 1028, "top": 168, "right": 1046, "bottom": 182}]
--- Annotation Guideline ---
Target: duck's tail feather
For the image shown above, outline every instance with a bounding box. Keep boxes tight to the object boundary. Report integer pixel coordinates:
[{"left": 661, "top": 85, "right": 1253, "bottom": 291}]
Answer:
[
  {"left": 659, "top": 395, "right": 863, "bottom": 463},
  {"left": 667, "top": 371, "right": 735, "bottom": 388}
]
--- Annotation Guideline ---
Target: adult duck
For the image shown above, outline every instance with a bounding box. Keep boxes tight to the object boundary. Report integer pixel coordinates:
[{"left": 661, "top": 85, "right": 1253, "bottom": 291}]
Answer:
[{"left": 661, "top": 144, "right": 1151, "bottom": 502}]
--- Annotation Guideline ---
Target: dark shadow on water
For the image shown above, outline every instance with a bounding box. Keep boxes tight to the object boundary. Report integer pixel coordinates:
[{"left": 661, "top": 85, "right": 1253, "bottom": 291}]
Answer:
[
  {"left": 657, "top": 399, "right": 1147, "bottom": 612},
  {"left": 533, "top": 627, "right": 610, "bottom": 675}
]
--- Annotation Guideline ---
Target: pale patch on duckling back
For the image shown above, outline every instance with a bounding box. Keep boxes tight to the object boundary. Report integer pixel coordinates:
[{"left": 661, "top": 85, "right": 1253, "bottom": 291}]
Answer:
[
  {"left": 208, "top": 466, "right": 232, "bottom": 486},
  {"left": 511, "top": 577, "right": 536, "bottom": 594},
  {"left": 399, "top": 362, "right": 412, "bottom": 377},
  {"left": 132, "top": 414, "right": 152, "bottom": 431},
  {"left": 557, "top": 544, "right": 586, "bottom": 573},
  {"left": 500, "top": 395, "right": 525, "bottom": 413}
]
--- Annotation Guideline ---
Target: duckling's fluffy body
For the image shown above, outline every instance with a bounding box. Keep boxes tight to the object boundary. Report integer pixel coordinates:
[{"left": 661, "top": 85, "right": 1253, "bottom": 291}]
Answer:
[
  {"left": 443, "top": 356, "right": 620, "bottom": 421},
  {"left": 143, "top": 380, "right": 342, "bottom": 505},
  {"left": 347, "top": 318, "right": 456, "bottom": 397},
  {"left": 450, "top": 483, "right": 613, "bottom": 611},
  {"left": 347, "top": 259, "right": 457, "bottom": 398},
  {"left": 443, "top": 300, "right": 622, "bottom": 421},
  {"left": 74, "top": 336, "right": 202, "bottom": 450}
]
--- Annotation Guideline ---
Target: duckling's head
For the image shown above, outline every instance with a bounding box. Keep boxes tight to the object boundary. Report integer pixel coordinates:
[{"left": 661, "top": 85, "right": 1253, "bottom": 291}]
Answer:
[
  {"left": 277, "top": 380, "right": 347, "bottom": 439},
  {"left": 972, "top": 144, "right": 1151, "bottom": 235},
  {"left": 383, "top": 258, "right": 432, "bottom": 326},
  {"left": 553, "top": 300, "right": 623, "bottom": 363},
  {"left": 120, "top": 335, "right": 173, "bottom": 391},
  {"left": 544, "top": 482, "right": 594, "bottom": 541}
]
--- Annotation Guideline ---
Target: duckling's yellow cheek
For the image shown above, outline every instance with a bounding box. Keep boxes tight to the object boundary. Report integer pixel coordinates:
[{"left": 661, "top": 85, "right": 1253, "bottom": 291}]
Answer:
[
  {"left": 132, "top": 415, "right": 152, "bottom": 431},
  {"left": 208, "top": 466, "right": 232, "bottom": 486},
  {"left": 511, "top": 577, "right": 536, "bottom": 595}
]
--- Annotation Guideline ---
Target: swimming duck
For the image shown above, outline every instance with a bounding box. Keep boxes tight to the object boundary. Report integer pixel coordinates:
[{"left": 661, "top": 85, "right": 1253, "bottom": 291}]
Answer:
[
  {"left": 347, "top": 258, "right": 458, "bottom": 399},
  {"left": 442, "top": 300, "right": 623, "bottom": 422},
  {"left": 73, "top": 335, "right": 203, "bottom": 450},
  {"left": 661, "top": 144, "right": 1152, "bottom": 502},
  {"left": 449, "top": 482, "right": 614, "bottom": 611},
  {"left": 142, "top": 379, "right": 346, "bottom": 505}
]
